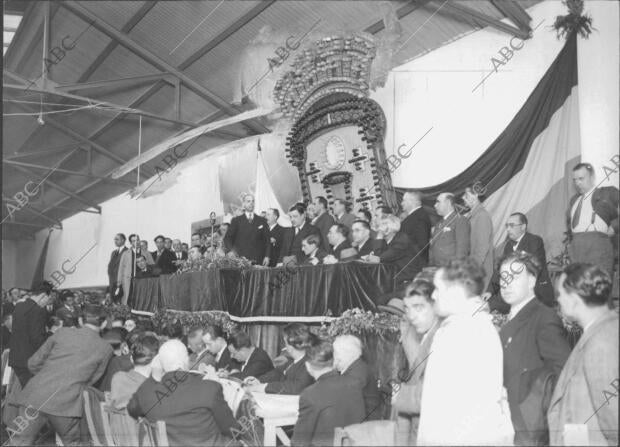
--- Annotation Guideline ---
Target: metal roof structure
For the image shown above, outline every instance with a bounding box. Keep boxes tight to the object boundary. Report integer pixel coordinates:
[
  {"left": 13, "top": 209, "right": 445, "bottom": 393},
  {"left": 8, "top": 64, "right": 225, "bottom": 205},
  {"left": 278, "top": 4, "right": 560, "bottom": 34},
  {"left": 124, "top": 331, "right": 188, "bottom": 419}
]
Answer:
[{"left": 2, "top": 0, "right": 539, "bottom": 240}]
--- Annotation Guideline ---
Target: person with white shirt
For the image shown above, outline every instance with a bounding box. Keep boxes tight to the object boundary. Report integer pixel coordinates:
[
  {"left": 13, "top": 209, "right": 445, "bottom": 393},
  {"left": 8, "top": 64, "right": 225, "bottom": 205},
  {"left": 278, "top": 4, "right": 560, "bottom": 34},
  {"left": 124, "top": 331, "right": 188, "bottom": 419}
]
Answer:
[
  {"left": 417, "top": 258, "right": 513, "bottom": 446},
  {"left": 107, "top": 233, "right": 127, "bottom": 295},
  {"left": 301, "top": 234, "right": 326, "bottom": 266},
  {"left": 266, "top": 208, "right": 286, "bottom": 267},
  {"left": 498, "top": 251, "right": 571, "bottom": 445},
  {"left": 201, "top": 325, "right": 241, "bottom": 373},
  {"left": 567, "top": 162, "right": 618, "bottom": 277},
  {"left": 429, "top": 193, "right": 470, "bottom": 267}
]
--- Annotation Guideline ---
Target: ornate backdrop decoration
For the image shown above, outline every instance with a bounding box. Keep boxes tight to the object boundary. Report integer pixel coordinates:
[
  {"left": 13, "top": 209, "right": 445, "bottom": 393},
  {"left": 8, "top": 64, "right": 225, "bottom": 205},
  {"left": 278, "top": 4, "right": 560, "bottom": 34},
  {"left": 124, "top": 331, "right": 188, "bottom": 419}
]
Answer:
[{"left": 274, "top": 33, "right": 399, "bottom": 212}]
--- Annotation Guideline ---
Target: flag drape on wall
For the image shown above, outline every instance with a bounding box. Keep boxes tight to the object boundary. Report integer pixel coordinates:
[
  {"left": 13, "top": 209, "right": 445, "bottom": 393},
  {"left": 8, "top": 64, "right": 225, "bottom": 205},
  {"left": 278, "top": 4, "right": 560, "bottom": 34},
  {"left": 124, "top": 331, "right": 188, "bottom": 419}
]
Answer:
[
  {"left": 30, "top": 230, "right": 52, "bottom": 289},
  {"left": 397, "top": 33, "right": 580, "bottom": 258}
]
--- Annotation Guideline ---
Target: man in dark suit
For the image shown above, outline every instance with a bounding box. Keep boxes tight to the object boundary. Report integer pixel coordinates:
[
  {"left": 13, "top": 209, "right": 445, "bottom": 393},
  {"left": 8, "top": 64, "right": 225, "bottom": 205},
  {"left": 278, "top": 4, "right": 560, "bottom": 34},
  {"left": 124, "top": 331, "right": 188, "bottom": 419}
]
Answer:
[
  {"left": 224, "top": 193, "right": 271, "bottom": 265},
  {"left": 401, "top": 190, "right": 432, "bottom": 272},
  {"left": 333, "top": 335, "right": 381, "bottom": 419},
  {"left": 280, "top": 203, "right": 321, "bottom": 264},
  {"left": 333, "top": 198, "right": 356, "bottom": 231},
  {"left": 10, "top": 306, "right": 112, "bottom": 445},
  {"left": 128, "top": 339, "right": 239, "bottom": 446},
  {"left": 107, "top": 233, "right": 127, "bottom": 293},
  {"left": 365, "top": 215, "right": 418, "bottom": 284},
  {"left": 202, "top": 325, "right": 241, "bottom": 372},
  {"left": 54, "top": 290, "right": 79, "bottom": 328},
  {"left": 8, "top": 284, "right": 50, "bottom": 387},
  {"left": 567, "top": 162, "right": 618, "bottom": 277},
  {"left": 312, "top": 196, "right": 336, "bottom": 252},
  {"left": 351, "top": 220, "right": 380, "bottom": 257},
  {"left": 498, "top": 251, "right": 571, "bottom": 445},
  {"left": 135, "top": 255, "right": 156, "bottom": 278},
  {"left": 171, "top": 239, "right": 188, "bottom": 262},
  {"left": 301, "top": 234, "right": 328, "bottom": 266},
  {"left": 326, "top": 224, "right": 353, "bottom": 260},
  {"left": 266, "top": 208, "right": 286, "bottom": 267},
  {"left": 488, "top": 212, "right": 555, "bottom": 311},
  {"left": 429, "top": 192, "right": 470, "bottom": 266},
  {"left": 292, "top": 340, "right": 364, "bottom": 447},
  {"left": 152, "top": 235, "right": 177, "bottom": 275},
  {"left": 227, "top": 331, "right": 274, "bottom": 380}
]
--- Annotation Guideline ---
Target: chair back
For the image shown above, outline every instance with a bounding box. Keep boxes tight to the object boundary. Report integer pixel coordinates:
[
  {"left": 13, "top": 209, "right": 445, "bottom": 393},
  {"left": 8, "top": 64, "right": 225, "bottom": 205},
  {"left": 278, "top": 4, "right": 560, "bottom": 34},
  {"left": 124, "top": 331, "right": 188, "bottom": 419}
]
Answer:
[
  {"left": 82, "top": 387, "right": 114, "bottom": 446},
  {"left": 334, "top": 420, "right": 397, "bottom": 446},
  {"left": 139, "top": 419, "right": 169, "bottom": 447},
  {"left": 104, "top": 405, "right": 141, "bottom": 446}
]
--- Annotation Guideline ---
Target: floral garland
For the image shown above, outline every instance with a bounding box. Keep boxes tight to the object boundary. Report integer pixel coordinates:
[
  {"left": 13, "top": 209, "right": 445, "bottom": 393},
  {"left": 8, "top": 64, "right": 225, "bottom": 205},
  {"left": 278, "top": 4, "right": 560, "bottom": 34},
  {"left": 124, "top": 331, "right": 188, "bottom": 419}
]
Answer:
[
  {"left": 553, "top": 0, "right": 594, "bottom": 40},
  {"left": 150, "top": 309, "right": 238, "bottom": 335},
  {"left": 175, "top": 253, "right": 254, "bottom": 274},
  {"left": 321, "top": 308, "right": 401, "bottom": 338}
]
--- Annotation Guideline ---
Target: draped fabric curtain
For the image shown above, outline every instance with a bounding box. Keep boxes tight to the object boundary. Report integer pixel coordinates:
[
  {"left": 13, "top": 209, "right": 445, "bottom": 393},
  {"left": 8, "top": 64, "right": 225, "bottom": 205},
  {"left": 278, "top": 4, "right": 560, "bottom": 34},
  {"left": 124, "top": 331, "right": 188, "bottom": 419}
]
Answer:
[{"left": 395, "top": 33, "right": 580, "bottom": 258}]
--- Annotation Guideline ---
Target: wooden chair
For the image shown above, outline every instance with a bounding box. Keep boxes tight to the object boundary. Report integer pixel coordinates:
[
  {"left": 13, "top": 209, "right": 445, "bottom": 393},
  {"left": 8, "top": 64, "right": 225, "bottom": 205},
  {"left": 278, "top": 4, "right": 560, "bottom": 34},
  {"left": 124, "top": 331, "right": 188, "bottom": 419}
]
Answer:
[
  {"left": 139, "top": 419, "right": 169, "bottom": 447},
  {"left": 334, "top": 420, "right": 397, "bottom": 446},
  {"left": 104, "top": 405, "right": 141, "bottom": 446},
  {"left": 82, "top": 387, "right": 114, "bottom": 446}
]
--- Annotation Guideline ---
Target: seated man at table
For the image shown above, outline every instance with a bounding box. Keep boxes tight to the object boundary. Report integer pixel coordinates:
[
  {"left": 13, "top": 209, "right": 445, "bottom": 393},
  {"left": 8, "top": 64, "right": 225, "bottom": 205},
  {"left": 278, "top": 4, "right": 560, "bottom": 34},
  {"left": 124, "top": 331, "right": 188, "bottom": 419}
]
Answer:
[
  {"left": 292, "top": 340, "right": 365, "bottom": 447},
  {"left": 333, "top": 334, "right": 381, "bottom": 419},
  {"left": 323, "top": 224, "right": 356, "bottom": 264},
  {"left": 301, "top": 234, "right": 327, "bottom": 266},
  {"left": 202, "top": 324, "right": 241, "bottom": 372},
  {"left": 110, "top": 332, "right": 160, "bottom": 409},
  {"left": 135, "top": 254, "right": 155, "bottom": 278},
  {"left": 128, "top": 339, "right": 240, "bottom": 447},
  {"left": 351, "top": 220, "right": 380, "bottom": 257},
  {"left": 245, "top": 323, "right": 316, "bottom": 394},
  {"left": 226, "top": 330, "right": 274, "bottom": 380},
  {"left": 187, "top": 326, "right": 215, "bottom": 370}
]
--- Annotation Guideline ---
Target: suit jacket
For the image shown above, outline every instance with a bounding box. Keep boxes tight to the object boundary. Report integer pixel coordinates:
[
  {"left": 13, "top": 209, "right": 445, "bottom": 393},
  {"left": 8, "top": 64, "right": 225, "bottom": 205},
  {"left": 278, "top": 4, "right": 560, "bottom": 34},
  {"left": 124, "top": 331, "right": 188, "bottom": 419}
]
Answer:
[
  {"left": 135, "top": 265, "right": 155, "bottom": 279},
  {"left": 547, "top": 312, "right": 619, "bottom": 447},
  {"left": 331, "top": 239, "right": 352, "bottom": 260},
  {"left": 152, "top": 248, "right": 177, "bottom": 275},
  {"left": 394, "top": 321, "right": 439, "bottom": 416},
  {"left": 128, "top": 372, "right": 239, "bottom": 447},
  {"left": 264, "top": 356, "right": 314, "bottom": 395},
  {"left": 8, "top": 298, "right": 48, "bottom": 369},
  {"left": 488, "top": 232, "right": 555, "bottom": 312},
  {"left": 107, "top": 247, "right": 127, "bottom": 287},
  {"left": 335, "top": 213, "right": 356, "bottom": 230},
  {"left": 55, "top": 305, "right": 80, "bottom": 328},
  {"left": 98, "top": 354, "right": 133, "bottom": 392},
  {"left": 215, "top": 346, "right": 242, "bottom": 372},
  {"left": 401, "top": 207, "right": 432, "bottom": 268},
  {"left": 292, "top": 370, "right": 365, "bottom": 447},
  {"left": 499, "top": 299, "right": 571, "bottom": 445},
  {"left": 356, "top": 237, "right": 381, "bottom": 257},
  {"left": 172, "top": 250, "right": 188, "bottom": 261},
  {"left": 18, "top": 327, "right": 113, "bottom": 417},
  {"left": 567, "top": 186, "right": 619, "bottom": 233},
  {"left": 303, "top": 248, "right": 328, "bottom": 266},
  {"left": 268, "top": 224, "right": 287, "bottom": 267},
  {"left": 429, "top": 211, "right": 470, "bottom": 266},
  {"left": 224, "top": 213, "right": 271, "bottom": 264},
  {"left": 313, "top": 212, "right": 336, "bottom": 251},
  {"left": 468, "top": 204, "right": 494, "bottom": 288},
  {"left": 377, "top": 232, "right": 418, "bottom": 282},
  {"left": 341, "top": 358, "right": 381, "bottom": 420},
  {"left": 281, "top": 221, "right": 321, "bottom": 263},
  {"left": 230, "top": 346, "right": 274, "bottom": 380}
]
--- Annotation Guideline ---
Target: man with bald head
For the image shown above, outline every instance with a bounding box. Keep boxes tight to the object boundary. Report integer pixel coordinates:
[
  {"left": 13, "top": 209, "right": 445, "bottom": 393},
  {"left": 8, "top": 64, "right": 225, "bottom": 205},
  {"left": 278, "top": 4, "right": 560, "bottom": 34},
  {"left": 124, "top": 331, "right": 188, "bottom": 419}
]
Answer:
[
  {"left": 429, "top": 193, "right": 470, "bottom": 266},
  {"left": 224, "top": 193, "right": 271, "bottom": 265},
  {"left": 128, "top": 339, "right": 239, "bottom": 446},
  {"left": 172, "top": 239, "right": 187, "bottom": 262},
  {"left": 333, "top": 335, "right": 381, "bottom": 419}
]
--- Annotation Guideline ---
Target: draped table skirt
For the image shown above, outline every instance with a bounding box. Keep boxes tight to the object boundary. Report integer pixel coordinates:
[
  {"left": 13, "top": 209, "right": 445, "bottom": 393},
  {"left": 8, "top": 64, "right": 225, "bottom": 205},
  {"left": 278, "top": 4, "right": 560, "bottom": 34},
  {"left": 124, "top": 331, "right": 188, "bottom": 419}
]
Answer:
[{"left": 131, "top": 262, "right": 396, "bottom": 317}]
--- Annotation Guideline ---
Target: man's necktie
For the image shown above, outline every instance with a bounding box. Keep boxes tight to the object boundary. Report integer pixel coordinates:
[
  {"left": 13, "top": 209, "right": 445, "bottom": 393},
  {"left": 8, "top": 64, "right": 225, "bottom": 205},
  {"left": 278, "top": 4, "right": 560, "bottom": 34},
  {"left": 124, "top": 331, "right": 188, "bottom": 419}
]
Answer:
[
  {"left": 512, "top": 240, "right": 519, "bottom": 251},
  {"left": 247, "top": 213, "right": 253, "bottom": 223},
  {"left": 295, "top": 227, "right": 299, "bottom": 235},
  {"left": 571, "top": 196, "right": 584, "bottom": 229}
]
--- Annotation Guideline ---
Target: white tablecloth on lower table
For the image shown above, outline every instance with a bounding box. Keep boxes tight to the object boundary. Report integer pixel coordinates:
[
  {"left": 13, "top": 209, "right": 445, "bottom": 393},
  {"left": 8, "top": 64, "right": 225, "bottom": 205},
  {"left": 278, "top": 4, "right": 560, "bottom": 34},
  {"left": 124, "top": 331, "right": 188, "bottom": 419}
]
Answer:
[{"left": 252, "top": 392, "right": 299, "bottom": 446}]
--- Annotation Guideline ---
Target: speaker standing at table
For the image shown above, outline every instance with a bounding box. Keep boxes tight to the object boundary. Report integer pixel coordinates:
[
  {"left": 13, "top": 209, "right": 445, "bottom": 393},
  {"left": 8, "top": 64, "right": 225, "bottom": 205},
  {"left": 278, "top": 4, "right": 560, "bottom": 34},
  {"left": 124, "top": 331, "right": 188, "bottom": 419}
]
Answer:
[{"left": 224, "top": 193, "right": 271, "bottom": 266}]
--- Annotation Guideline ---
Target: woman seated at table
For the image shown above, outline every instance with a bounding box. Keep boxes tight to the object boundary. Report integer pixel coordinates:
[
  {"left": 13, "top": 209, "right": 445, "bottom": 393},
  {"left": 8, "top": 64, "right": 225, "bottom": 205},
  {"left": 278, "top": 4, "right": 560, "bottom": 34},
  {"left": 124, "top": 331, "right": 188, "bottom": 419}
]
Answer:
[
  {"left": 292, "top": 340, "right": 365, "bottom": 447},
  {"left": 110, "top": 332, "right": 160, "bottom": 409},
  {"left": 244, "top": 323, "right": 316, "bottom": 394}
]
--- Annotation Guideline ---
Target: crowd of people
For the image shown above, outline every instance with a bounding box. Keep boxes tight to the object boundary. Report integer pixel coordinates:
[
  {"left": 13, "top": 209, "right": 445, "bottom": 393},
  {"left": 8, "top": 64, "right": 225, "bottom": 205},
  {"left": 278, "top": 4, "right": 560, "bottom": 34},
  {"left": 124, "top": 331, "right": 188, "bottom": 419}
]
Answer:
[{"left": 1, "top": 161, "right": 617, "bottom": 446}]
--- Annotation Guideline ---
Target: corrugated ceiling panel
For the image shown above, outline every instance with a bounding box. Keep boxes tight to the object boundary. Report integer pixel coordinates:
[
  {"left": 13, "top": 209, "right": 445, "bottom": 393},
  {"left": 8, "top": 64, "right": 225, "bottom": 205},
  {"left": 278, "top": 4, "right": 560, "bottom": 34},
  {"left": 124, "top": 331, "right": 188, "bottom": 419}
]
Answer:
[{"left": 77, "top": 0, "right": 146, "bottom": 31}]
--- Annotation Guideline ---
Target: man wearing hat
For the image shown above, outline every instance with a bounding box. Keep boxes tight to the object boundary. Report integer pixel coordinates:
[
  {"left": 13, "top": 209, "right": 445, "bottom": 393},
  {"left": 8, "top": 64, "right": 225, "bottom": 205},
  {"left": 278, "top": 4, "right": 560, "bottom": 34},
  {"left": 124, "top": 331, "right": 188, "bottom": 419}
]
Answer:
[{"left": 9, "top": 305, "right": 112, "bottom": 445}]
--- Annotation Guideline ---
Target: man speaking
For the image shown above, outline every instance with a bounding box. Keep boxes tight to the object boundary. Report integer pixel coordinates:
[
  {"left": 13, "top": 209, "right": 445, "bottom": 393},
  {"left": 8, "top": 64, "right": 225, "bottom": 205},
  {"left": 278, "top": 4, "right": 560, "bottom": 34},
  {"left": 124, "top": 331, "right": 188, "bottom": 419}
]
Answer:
[{"left": 224, "top": 193, "right": 270, "bottom": 265}]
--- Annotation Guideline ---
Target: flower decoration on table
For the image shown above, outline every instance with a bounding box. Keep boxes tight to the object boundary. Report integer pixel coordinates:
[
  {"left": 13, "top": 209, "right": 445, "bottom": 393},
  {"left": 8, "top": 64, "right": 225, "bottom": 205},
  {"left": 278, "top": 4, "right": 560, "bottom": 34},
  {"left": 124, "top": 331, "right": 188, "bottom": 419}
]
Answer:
[
  {"left": 322, "top": 307, "right": 401, "bottom": 338},
  {"left": 553, "top": 0, "right": 594, "bottom": 40},
  {"left": 151, "top": 309, "right": 238, "bottom": 335},
  {"left": 175, "top": 252, "right": 254, "bottom": 273},
  {"left": 105, "top": 303, "right": 133, "bottom": 321}
]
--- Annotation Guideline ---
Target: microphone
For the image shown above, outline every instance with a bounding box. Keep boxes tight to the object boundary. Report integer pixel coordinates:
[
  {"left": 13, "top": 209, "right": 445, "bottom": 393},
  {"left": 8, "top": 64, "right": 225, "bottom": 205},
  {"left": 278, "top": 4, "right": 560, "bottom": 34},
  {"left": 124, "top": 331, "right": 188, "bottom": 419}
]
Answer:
[{"left": 209, "top": 211, "right": 216, "bottom": 226}]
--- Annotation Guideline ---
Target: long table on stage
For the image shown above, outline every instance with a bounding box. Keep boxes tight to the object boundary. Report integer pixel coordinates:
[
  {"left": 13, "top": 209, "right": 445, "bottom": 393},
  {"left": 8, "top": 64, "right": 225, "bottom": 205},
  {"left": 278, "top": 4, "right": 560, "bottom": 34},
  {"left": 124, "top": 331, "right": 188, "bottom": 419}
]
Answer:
[{"left": 132, "top": 262, "right": 396, "bottom": 316}]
